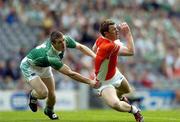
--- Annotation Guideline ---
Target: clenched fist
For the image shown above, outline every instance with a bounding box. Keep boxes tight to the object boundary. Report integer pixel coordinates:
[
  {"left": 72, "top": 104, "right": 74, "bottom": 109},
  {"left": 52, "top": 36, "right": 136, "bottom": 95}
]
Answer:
[{"left": 118, "top": 22, "right": 131, "bottom": 37}]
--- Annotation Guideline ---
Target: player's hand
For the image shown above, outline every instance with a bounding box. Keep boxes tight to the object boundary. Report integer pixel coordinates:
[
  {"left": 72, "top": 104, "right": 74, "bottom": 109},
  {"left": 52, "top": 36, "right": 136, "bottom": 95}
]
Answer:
[
  {"left": 94, "top": 80, "right": 101, "bottom": 89},
  {"left": 90, "top": 80, "right": 101, "bottom": 89},
  {"left": 118, "top": 22, "right": 131, "bottom": 37}
]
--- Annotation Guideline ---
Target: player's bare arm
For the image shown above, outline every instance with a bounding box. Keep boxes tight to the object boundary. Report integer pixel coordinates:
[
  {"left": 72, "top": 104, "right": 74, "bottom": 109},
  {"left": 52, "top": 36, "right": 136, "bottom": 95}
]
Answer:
[
  {"left": 76, "top": 42, "right": 96, "bottom": 58},
  {"left": 58, "top": 64, "right": 99, "bottom": 88},
  {"left": 92, "top": 43, "right": 97, "bottom": 52},
  {"left": 118, "top": 22, "right": 135, "bottom": 56}
]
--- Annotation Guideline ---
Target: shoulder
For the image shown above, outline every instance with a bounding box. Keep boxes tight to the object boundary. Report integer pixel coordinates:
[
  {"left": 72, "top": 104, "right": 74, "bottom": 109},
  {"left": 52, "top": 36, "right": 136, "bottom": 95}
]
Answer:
[
  {"left": 64, "top": 35, "right": 77, "bottom": 48},
  {"left": 64, "top": 35, "right": 69, "bottom": 40},
  {"left": 96, "top": 36, "right": 106, "bottom": 46},
  {"left": 64, "top": 35, "right": 75, "bottom": 41},
  {"left": 105, "top": 43, "right": 115, "bottom": 50},
  {"left": 105, "top": 42, "right": 120, "bottom": 54}
]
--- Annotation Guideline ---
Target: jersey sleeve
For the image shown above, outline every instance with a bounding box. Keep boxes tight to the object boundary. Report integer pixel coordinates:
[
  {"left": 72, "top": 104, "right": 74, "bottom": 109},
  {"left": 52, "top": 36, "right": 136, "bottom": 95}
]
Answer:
[
  {"left": 48, "top": 57, "right": 63, "bottom": 70},
  {"left": 64, "top": 35, "right": 77, "bottom": 48},
  {"left": 114, "top": 39, "right": 124, "bottom": 53}
]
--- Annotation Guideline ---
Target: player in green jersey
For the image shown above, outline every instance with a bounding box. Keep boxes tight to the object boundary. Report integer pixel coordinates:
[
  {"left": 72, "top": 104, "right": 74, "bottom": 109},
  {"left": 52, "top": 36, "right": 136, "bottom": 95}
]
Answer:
[{"left": 20, "top": 30, "right": 100, "bottom": 120}]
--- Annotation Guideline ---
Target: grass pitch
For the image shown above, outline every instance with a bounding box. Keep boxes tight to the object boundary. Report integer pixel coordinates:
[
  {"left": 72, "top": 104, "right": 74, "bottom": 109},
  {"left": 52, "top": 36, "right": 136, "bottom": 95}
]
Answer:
[{"left": 0, "top": 109, "right": 180, "bottom": 122}]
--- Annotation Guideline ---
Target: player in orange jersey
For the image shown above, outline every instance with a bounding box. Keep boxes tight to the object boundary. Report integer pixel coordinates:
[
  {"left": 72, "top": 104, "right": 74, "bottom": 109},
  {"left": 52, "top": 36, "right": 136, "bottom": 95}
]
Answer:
[{"left": 92, "top": 19, "right": 144, "bottom": 122}]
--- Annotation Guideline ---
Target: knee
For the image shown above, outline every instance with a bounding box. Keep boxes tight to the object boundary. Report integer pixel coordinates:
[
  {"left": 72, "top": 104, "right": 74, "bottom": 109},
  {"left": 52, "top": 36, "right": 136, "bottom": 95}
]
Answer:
[
  {"left": 39, "top": 89, "right": 48, "bottom": 99},
  {"left": 125, "top": 88, "right": 131, "bottom": 94},
  {"left": 124, "top": 87, "right": 132, "bottom": 94},
  {"left": 110, "top": 100, "right": 121, "bottom": 109}
]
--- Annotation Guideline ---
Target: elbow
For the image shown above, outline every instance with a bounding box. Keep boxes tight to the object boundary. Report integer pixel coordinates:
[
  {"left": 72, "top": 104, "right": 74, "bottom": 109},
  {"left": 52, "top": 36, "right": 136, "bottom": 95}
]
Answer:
[
  {"left": 131, "top": 51, "right": 135, "bottom": 56},
  {"left": 92, "top": 48, "right": 95, "bottom": 52},
  {"left": 92, "top": 47, "right": 96, "bottom": 52},
  {"left": 128, "top": 53, "right": 134, "bottom": 56},
  {"left": 129, "top": 49, "right": 135, "bottom": 56}
]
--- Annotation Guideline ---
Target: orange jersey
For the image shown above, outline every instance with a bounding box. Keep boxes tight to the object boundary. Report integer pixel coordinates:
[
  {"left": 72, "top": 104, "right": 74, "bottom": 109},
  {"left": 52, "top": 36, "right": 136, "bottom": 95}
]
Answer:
[{"left": 95, "top": 36, "right": 120, "bottom": 81}]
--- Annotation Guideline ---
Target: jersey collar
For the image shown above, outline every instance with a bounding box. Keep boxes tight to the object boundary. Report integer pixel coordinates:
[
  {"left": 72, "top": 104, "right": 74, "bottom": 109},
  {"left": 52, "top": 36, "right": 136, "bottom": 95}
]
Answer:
[{"left": 102, "top": 36, "right": 114, "bottom": 42}]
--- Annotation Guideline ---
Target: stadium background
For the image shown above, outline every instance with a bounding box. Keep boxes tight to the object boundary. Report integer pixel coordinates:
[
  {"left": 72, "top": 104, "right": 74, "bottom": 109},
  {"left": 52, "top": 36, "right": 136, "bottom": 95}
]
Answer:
[{"left": 0, "top": 0, "right": 179, "bottom": 112}]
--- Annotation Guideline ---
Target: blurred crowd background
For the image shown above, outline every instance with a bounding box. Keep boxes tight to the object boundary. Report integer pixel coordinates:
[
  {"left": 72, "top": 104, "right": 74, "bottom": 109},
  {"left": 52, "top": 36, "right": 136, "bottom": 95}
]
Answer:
[{"left": 0, "top": 0, "right": 180, "bottom": 107}]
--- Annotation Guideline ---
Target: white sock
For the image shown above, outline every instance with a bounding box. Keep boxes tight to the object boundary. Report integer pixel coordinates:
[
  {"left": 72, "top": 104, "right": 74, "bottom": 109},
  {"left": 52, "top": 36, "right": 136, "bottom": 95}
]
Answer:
[{"left": 131, "top": 105, "right": 139, "bottom": 114}]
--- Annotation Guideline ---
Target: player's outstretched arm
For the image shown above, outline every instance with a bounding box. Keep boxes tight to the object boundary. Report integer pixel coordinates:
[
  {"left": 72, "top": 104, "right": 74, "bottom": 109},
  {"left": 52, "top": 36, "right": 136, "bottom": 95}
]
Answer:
[
  {"left": 58, "top": 64, "right": 100, "bottom": 88},
  {"left": 117, "top": 22, "right": 135, "bottom": 56},
  {"left": 92, "top": 43, "right": 97, "bottom": 52},
  {"left": 76, "top": 42, "right": 96, "bottom": 58}
]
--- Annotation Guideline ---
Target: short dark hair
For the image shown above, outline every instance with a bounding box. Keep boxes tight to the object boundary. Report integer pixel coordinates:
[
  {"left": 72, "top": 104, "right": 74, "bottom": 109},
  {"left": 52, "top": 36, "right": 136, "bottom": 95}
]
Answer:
[
  {"left": 99, "top": 19, "right": 115, "bottom": 36},
  {"left": 50, "top": 30, "right": 63, "bottom": 43}
]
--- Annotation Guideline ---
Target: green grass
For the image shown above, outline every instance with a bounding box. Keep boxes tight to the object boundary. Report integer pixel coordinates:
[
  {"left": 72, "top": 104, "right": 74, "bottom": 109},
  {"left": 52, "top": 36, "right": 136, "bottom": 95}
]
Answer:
[{"left": 0, "top": 109, "right": 180, "bottom": 122}]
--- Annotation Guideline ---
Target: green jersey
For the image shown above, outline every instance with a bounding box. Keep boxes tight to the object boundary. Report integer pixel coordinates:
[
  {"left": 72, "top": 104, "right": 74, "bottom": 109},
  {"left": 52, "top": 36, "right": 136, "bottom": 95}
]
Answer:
[{"left": 26, "top": 35, "right": 77, "bottom": 70}]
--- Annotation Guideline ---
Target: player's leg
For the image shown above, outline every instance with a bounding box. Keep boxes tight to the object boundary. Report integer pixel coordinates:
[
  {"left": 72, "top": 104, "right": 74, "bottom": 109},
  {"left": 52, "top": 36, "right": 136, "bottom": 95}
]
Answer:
[
  {"left": 101, "top": 87, "right": 133, "bottom": 112},
  {"left": 28, "top": 76, "right": 48, "bottom": 112},
  {"left": 41, "top": 77, "right": 56, "bottom": 109},
  {"left": 20, "top": 58, "right": 49, "bottom": 112},
  {"left": 29, "top": 77, "right": 48, "bottom": 99},
  {"left": 116, "top": 78, "right": 132, "bottom": 99},
  {"left": 101, "top": 87, "right": 144, "bottom": 122},
  {"left": 40, "top": 67, "right": 59, "bottom": 120},
  {"left": 115, "top": 79, "right": 144, "bottom": 122}
]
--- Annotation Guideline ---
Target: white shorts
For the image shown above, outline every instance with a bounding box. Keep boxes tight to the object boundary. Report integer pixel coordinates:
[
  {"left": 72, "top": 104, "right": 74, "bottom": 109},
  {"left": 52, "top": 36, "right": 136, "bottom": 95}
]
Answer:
[
  {"left": 20, "top": 57, "right": 53, "bottom": 82},
  {"left": 95, "top": 69, "right": 124, "bottom": 96}
]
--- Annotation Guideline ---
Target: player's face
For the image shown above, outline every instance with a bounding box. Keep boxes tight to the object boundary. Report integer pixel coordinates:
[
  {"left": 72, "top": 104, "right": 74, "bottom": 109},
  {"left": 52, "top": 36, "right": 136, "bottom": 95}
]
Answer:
[
  {"left": 107, "top": 24, "right": 118, "bottom": 40},
  {"left": 54, "top": 37, "right": 66, "bottom": 51}
]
